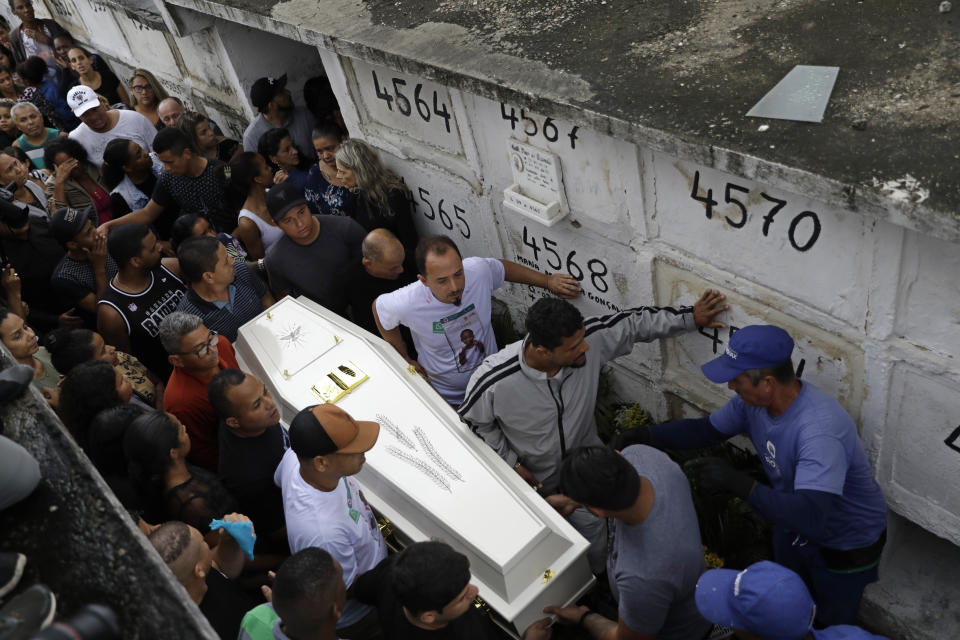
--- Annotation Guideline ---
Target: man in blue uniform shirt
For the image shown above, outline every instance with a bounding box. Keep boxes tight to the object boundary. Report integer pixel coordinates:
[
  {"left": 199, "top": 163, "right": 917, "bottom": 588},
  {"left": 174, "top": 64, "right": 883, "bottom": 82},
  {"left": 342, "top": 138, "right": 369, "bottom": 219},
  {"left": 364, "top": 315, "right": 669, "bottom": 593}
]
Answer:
[{"left": 615, "top": 324, "right": 887, "bottom": 626}]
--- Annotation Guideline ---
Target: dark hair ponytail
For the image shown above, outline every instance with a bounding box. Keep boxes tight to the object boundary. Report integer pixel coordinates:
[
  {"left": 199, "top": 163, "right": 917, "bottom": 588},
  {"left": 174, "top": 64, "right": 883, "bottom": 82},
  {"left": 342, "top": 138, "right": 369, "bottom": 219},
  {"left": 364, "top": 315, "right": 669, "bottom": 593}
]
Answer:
[
  {"left": 224, "top": 152, "right": 262, "bottom": 216},
  {"left": 101, "top": 137, "right": 134, "bottom": 190}
]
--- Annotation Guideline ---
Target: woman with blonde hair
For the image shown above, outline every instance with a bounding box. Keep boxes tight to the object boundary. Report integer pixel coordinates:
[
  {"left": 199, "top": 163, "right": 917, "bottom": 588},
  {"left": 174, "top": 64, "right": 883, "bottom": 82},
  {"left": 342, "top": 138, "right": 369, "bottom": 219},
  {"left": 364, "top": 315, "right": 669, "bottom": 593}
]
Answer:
[
  {"left": 334, "top": 138, "right": 417, "bottom": 256},
  {"left": 127, "top": 69, "right": 168, "bottom": 128}
]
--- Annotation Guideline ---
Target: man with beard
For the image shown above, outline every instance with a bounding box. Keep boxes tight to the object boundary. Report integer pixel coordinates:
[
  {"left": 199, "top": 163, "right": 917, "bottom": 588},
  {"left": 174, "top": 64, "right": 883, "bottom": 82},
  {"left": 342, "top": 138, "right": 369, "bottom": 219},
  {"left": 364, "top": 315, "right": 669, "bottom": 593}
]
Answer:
[
  {"left": 373, "top": 235, "right": 580, "bottom": 406},
  {"left": 242, "top": 74, "right": 316, "bottom": 162},
  {"left": 457, "top": 294, "right": 727, "bottom": 572}
]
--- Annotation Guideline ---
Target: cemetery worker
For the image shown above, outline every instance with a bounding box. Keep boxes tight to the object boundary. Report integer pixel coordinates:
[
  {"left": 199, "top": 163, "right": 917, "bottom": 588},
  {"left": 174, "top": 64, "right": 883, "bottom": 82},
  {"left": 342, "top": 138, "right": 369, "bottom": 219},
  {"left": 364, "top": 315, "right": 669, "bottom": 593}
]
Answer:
[
  {"left": 209, "top": 369, "right": 289, "bottom": 550},
  {"left": 175, "top": 235, "right": 274, "bottom": 342},
  {"left": 97, "top": 222, "right": 185, "bottom": 379},
  {"left": 353, "top": 540, "right": 553, "bottom": 640},
  {"left": 159, "top": 312, "right": 239, "bottom": 472},
  {"left": 67, "top": 85, "right": 156, "bottom": 167},
  {"left": 695, "top": 560, "right": 889, "bottom": 640},
  {"left": 273, "top": 404, "right": 385, "bottom": 640},
  {"left": 101, "top": 126, "right": 233, "bottom": 234},
  {"left": 344, "top": 228, "right": 415, "bottom": 336},
  {"left": 264, "top": 182, "right": 366, "bottom": 316},
  {"left": 148, "top": 516, "right": 260, "bottom": 640},
  {"left": 543, "top": 446, "right": 712, "bottom": 640},
  {"left": 613, "top": 324, "right": 888, "bottom": 627},
  {"left": 239, "top": 548, "right": 347, "bottom": 640},
  {"left": 458, "top": 294, "right": 726, "bottom": 572},
  {"left": 243, "top": 74, "right": 317, "bottom": 162},
  {"left": 373, "top": 235, "right": 581, "bottom": 406}
]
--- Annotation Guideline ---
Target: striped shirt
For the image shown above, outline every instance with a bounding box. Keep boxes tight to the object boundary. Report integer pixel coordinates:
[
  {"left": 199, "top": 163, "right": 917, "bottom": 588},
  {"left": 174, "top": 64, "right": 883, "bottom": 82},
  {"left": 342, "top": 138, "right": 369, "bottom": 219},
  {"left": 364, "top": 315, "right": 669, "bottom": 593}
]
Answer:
[{"left": 176, "top": 261, "right": 267, "bottom": 342}]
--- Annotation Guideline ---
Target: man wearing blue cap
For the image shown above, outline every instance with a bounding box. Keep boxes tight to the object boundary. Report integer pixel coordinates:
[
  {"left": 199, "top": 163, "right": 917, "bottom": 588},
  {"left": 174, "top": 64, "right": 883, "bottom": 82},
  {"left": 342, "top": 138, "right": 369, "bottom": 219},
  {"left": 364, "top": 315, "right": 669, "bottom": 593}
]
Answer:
[
  {"left": 695, "top": 560, "right": 888, "bottom": 639},
  {"left": 613, "top": 325, "right": 888, "bottom": 627}
]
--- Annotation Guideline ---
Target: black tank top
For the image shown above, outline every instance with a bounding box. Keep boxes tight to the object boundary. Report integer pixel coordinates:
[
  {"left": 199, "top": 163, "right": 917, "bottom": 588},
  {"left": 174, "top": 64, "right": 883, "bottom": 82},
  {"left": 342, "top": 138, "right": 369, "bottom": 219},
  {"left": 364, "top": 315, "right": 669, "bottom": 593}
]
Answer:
[{"left": 99, "top": 264, "right": 185, "bottom": 378}]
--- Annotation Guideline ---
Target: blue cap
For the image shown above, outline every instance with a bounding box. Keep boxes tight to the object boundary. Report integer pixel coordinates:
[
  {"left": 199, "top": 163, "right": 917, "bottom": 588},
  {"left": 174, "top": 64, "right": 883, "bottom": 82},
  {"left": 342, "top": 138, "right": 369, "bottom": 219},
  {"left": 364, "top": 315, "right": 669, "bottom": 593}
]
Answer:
[
  {"left": 695, "top": 561, "right": 815, "bottom": 640},
  {"left": 700, "top": 325, "right": 794, "bottom": 383}
]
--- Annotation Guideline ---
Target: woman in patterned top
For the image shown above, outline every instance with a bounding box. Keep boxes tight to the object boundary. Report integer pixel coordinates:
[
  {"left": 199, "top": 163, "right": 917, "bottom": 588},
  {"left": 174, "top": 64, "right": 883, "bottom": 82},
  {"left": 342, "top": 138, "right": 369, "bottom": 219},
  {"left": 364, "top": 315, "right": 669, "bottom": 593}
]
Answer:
[
  {"left": 45, "top": 327, "right": 162, "bottom": 409},
  {"left": 302, "top": 120, "right": 353, "bottom": 218},
  {"left": 15, "top": 55, "right": 73, "bottom": 130}
]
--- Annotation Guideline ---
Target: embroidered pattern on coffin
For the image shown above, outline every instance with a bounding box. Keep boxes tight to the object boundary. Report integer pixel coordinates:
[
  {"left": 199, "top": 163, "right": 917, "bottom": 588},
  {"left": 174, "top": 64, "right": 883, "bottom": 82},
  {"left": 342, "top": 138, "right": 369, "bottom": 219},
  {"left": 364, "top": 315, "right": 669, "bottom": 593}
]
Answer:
[
  {"left": 385, "top": 445, "right": 452, "bottom": 492},
  {"left": 414, "top": 426, "right": 464, "bottom": 482},
  {"left": 376, "top": 413, "right": 417, "bottom": 450}
]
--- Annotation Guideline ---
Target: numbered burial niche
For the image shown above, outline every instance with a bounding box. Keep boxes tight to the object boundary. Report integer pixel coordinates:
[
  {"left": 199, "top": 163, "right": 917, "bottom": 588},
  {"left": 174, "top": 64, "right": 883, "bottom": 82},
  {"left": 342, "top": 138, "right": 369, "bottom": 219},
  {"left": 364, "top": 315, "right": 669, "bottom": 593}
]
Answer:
[
  {"left": 878, "top": 362, "right": 960, "bottom": 546},
  {"left": 497, "top": 211, "right": 654, "bottom": 320},
  {"left": 650, "top": 152, "right": 872, "bottom": 328},
  {"left": 892, "top": 231, "right": 960, "bottom": 361},
  {"left": 378, "top": 152, "right": 499, "bottom": 261},
  {"left": 462, "top": 93, "right": 643, "bottom": 233},
  {"left": 234, "top": 297, "right": 594, "bottom": 633},
  {"left": 654, "top": 262, "right": 865, "bottom": 419},
  {"left": 349, "top": 59, "right": 465, "bottom": 156}
]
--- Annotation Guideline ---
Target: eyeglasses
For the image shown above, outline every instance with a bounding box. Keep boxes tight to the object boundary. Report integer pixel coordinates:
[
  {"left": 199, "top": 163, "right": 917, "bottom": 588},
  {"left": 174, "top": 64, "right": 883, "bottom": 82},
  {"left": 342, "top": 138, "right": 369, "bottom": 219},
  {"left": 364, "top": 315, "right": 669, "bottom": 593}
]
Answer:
[
  {"left": 176, "top": 330, "right": 218, "bottom": 357},
  {"left": 130, "top": 85, "right": 152, "bottom": 93}
]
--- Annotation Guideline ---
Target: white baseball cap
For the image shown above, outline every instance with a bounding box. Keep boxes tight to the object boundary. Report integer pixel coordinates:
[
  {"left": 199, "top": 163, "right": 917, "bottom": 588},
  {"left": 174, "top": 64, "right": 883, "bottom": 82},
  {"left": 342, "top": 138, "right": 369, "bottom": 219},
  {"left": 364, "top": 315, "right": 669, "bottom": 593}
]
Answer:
[{"left": 67, "top": 85, "right": 100, "bottom": 117}]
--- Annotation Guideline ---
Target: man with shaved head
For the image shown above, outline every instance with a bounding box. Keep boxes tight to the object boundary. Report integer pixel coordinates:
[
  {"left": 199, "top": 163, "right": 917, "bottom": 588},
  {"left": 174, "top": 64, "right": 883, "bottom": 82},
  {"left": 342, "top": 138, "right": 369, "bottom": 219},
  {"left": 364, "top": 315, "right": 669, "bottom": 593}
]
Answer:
[
  {"left": 149, "top": 514, "right": 259, "bottom": 638},
  {"left": 239, "top": 547, "right": 347, "bottom": 640},
  {"left": 344, "top": 228, "right": 415, "bottom": 336},
  {"left": 158, "top": 97, "right": 186, "bottom": 128}
]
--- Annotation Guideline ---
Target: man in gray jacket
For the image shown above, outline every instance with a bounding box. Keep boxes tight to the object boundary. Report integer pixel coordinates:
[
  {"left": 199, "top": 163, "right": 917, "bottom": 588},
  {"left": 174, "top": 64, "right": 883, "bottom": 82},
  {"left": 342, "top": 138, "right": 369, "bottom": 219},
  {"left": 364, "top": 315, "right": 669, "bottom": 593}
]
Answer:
[
  {"left": 458, "top": 292, "right": 727, "bottom": 570},
  {"left": 459, "top": 291, "right": 727, "bottom": 490}
]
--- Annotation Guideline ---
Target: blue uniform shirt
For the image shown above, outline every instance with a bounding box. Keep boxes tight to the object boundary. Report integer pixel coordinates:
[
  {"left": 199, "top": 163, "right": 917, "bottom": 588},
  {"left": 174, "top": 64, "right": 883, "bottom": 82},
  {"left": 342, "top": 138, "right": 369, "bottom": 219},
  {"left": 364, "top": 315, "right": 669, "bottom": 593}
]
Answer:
[{"left": 710, "top": 382, "right": 887, "bottom": 549}]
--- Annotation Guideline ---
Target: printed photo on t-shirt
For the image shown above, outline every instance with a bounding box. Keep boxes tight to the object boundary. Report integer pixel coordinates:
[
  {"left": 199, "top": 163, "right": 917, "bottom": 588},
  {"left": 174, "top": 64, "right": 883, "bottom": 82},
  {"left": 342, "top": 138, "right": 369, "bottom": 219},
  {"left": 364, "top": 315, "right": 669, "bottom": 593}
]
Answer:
[{"left": 433, "top": 303, "right": 486, "bottom": 374}]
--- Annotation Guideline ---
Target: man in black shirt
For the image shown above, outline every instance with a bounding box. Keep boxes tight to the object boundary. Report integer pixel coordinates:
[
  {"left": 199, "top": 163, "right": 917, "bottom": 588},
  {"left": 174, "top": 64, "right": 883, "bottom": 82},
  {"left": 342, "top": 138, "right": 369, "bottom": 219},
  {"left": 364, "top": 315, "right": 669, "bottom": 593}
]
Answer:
[
  {"left": 353, "top": 541, "right": 552, "bottom": 640},
  {"left": 101, "top": 126, "right": 232, "bottom": 234},
  {"left": 209, "top": 368, "right": 289, "bottom": 549},
  {"left": 149, "top": 516, "right": 261, "bottom": 640},
  {"left": 49, "top": 206, "right": 116, "bottom": 328},
  {"left": 263, "top": 182, "right": 365, "bottom": 316},
  {"left": 345, "top": 228, "right": 415, "bottom": 336},
  {"left": 98, "top": 222, "right": 184, "bottom": 377}
]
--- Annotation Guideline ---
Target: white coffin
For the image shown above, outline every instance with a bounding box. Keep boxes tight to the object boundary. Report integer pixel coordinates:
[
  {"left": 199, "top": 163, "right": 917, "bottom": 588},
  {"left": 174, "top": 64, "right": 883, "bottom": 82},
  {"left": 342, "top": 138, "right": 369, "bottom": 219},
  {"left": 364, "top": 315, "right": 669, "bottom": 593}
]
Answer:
[{"left": 235, "top": 297, "right": 594, "bottom": 634}]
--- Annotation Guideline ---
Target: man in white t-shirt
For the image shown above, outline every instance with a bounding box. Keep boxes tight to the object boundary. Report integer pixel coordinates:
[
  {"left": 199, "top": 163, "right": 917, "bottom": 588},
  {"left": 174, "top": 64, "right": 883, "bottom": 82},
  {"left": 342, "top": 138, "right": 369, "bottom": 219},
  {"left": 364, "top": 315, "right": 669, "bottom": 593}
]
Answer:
[
  {"left": 66, "top": 85, "right": 156, "bottom": 167},
  {"left": 373, "top": 235, "right": 580, "bottom": 406},
  {"left": 274, "top": 403, "right": 385, "bottom": 640}
]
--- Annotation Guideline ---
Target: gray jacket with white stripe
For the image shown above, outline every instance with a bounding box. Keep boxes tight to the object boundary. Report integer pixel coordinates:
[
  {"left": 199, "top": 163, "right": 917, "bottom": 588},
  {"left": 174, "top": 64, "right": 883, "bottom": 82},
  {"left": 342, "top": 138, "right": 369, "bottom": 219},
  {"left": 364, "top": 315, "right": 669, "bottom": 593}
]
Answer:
[{"left": 458, "top": 306, "right": 694, "bottom": 492}]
